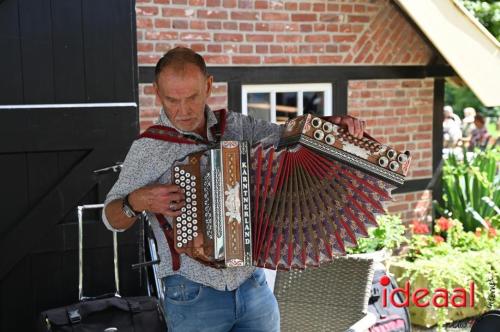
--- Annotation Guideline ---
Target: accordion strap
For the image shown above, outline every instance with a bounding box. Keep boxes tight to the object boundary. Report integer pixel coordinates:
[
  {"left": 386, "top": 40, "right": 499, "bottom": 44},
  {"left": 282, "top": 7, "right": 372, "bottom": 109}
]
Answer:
[
  {"left": 139, "top": 109, "right": 227, "bottom": 145},
  {"left": 155, "top": 213, "right": 181, "bottom": 271}
]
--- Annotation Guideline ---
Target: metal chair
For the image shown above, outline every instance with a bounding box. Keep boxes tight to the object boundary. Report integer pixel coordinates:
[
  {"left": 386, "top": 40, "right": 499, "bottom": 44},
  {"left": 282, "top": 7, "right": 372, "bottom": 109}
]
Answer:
[{"left": 274, "top": 256, "right": 377, "bottom": 332}]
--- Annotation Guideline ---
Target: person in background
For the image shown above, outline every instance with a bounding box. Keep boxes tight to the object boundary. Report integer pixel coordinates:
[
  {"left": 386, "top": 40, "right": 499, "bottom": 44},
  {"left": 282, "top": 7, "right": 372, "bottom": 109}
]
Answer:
[
  {"left": 469, "top": 114, "right": 491, "bottom": 151},
  {"left": 461, "top": 107, "right": 477, "bottom": 145},
  {"left": 443, "top": 105, "right": 462, "bottom": 148}
]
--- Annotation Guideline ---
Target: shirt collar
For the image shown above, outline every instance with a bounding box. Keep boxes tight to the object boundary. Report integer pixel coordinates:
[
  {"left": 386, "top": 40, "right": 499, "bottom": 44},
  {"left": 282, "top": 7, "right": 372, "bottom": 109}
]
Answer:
[{"left": 156, "top": 105, "right": 218, "bottom": 142}]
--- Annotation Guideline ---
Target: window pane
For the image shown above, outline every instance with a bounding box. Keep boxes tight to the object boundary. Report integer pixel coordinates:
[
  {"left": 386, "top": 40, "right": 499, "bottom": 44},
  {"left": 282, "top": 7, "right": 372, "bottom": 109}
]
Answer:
[
  {"left": 247, "top": 93, "right": 271, "bottom": 122},
  {"left": 276, "top": 92, "right": 297, "bottom": 124},
  {"left": 303, "top": 91, "right": 324, "bottom": 116}
]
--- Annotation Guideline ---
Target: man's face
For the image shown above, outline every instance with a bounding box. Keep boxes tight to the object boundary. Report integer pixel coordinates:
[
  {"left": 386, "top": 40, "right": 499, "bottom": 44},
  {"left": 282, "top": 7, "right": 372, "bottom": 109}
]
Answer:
[{"left": 154, "top": 63, "right": 213, "bottom": 133}]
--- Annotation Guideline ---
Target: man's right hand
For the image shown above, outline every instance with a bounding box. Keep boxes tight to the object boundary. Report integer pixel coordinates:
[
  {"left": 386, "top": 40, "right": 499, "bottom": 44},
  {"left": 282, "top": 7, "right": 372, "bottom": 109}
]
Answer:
[{"left": 128, "top": 184, "right": 185, "bottom": 217}]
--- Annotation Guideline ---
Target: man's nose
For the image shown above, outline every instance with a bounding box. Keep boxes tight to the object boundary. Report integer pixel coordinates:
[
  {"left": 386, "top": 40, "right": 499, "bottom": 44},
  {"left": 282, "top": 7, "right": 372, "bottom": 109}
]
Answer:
[{"left": 178, "top": 100, "right": 190, "bottom": 115}]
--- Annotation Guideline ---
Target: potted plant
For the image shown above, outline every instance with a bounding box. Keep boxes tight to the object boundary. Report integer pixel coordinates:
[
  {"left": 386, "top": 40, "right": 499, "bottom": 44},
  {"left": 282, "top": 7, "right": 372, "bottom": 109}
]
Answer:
[
  {"left": 388, "top": 218, "right": 500, "bottom": 330},
  {"left": 346, "top": 214, "right": 407, "bottom": 268}
]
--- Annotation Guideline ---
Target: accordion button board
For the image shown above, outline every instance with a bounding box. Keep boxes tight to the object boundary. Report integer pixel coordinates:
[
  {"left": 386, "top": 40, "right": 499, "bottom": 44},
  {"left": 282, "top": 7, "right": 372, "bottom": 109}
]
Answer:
[
  {"left": 169, "top": 113, "right": 411, "bottom": 270},
  {"left": 280, "top": 114, "right": 411, "bottom": 186}
]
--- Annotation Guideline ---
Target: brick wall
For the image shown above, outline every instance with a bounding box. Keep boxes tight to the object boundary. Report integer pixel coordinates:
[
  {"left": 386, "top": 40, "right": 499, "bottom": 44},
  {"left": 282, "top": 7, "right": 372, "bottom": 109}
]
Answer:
[
  {"left": 348, "top": 78, "right": 434, "bottom": 223},
  {"left": 135, "top": 0, "right": 435, "bottom": 224}
]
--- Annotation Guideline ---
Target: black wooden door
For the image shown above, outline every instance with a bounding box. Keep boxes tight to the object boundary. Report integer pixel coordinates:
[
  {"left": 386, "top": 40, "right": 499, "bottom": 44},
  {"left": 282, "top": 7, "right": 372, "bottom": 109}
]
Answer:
[{"left": 0, "top": 1, "right": 142, "bottom": 331}]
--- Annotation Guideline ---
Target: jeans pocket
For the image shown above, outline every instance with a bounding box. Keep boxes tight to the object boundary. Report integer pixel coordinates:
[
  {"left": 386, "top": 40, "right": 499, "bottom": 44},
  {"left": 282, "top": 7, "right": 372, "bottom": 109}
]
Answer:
[
  {"left": 165, "top": 284, "right": 204, "bottom": 305},
  {"left": 251, "top": 270, "right": 268, "bottom": 288}
]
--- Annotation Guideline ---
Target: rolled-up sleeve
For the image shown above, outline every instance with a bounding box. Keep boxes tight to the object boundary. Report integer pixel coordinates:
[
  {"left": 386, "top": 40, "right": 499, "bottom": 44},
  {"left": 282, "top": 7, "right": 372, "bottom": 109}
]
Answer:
[{"left": 101, "top": 138, "right": 171, "bottom": 231}]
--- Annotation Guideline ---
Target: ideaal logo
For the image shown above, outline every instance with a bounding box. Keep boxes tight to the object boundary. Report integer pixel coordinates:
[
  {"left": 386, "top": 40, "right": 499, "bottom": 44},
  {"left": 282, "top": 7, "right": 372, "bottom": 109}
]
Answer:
[{"left": 379, "top": 275, "right": 475, "bottom": 308}]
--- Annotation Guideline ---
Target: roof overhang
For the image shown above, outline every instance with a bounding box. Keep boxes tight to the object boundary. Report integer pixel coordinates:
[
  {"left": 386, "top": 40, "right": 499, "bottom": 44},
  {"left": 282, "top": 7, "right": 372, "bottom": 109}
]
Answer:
[{"left": 395, "top": 0, "right": 500, "bottom": 107}]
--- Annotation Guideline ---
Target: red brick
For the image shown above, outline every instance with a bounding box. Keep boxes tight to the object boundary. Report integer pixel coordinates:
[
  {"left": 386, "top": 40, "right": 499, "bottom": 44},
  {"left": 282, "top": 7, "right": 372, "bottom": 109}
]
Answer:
[
  {"left": 366, "top": 100, "right": 387, "bottom": 107},
  {"left": 231, "top": 11, "right": 259, "bottom": 20},
  {"left": 223, "top": 44, "right": 238, "bottom": 53},
  {"left": 207, "top": 21, "right": 222, "bottom": 29},
  {"left": 326, "top": 45, "right": 338, "bottom": 53},
  {"left": 190, "top": 20, "right": 205, "bottom": 30},
  {"left": 207, "top": 44, "right": 222, "bottom": 52},
  {"left": 172, "top": 0, "right": 187, "bottom": 3},
  {"left": 197, "top": 9, "right": 227, "bottom": 19},
  {"left": 223, "top": 22, "right": 238, "bottom": 30},
  {"left": 239, "top": 22, "right": 254, "bottom": 31},
  {"left": 162, "top": 8, "right": 193, "bottom": 17},
  {"left": 232, "top": 56, "right": 260, "bottom": 64},
  {"left": 292, "top": 56, "right": 318, "bottom": 64},
  {"left": 299, "top": 2, "right": 311, "bottom": 10},
  {"left": 284, "top": 45, "right": 298, "bottom": 53},
  {"left": 255, "top": 45, "right": 268, "bottom": 53},
  {"left": 136, "top": 6, "right": 159, "bottom": 16},
  {"left": 173, "top": 20, "right": 189, "bottom": 29},
  {"left": 206, "top": 0, "right": 220, "bottom": 6},
  {"left": 137, "top": 42, "right": 154, "bottom": 52},
  {"left": 292, "top": 14, "right": 316, "bottom": 22},
  {"left": 214, "top": 33, "right": 243, "bottom": 42},
  {"left": 145, "top": 31, "right": 177, "bottom": 40},
  {"left": 154, "top": 18, "right": 171, "bottom": 28},
  {"left": 305, "top": 34, "right": 330, "bottom": 43},
  {"left": 348, "top": 15, "right": 369, "bottom": 23},
  {"left": 285, "top": 2, "right": 298, "bottom": 10},
  {"left": 270, "top": 45, "right": 283, "bottom": 53},
  {"left": 300, "top": 24, "right": 313, "bottom": 33},
  {"left": 327, "top": 3, "right": 339, "bottom": 11},
  {"left": 239, "top": 45, "right": 253, "bottom": 53},
  {"left": 319, "top": 55, "right": 342, "bottom": 63},
  {"left": 255, "top": 0, "right": 268, "bottom": 9},
  {"left": 341, "top": 4, "right": 353, "bottom": 13},
  {"left": 326, "top": 24, "right": 339, "bottom": 32},
  {"left": 332, "top": 35, "right": 357, "bottom": 43},
  {"left": 255, "top": 23, "right": 269, "bottom": 31},
  {"left": 137, "top": 18, "right": 153, "bottom": 29},
  {"left": 313, "top": 3, "right": 326, "bottom": 11},
  {"left": 204, "top": 55, "right": 230, "bottom": 64},
  {"left": 264, "top": 56, "right": 289, "bottom": 64},
  {"left": 354, "top": 4, "right": 366, "bottom": 12},
  {"left": 262, "top": 13, "right": 288, "bottom": 21},
  {"left": 389, "top": 99, "right": 410, "bottom": 107},
  {"left": 320, "top": 14, "right": 341, "bottom": 22},
  {"left": 189, "top": 0, "right": 204, "bottom": 5},
  {"left": 155, "top": 43, "right": 173, "bottom": 52},
  {"left": 138, "top": 54, "right": 159, "bottom": 64},
  {"left": 246, "top": 34, "right": 273, "bottom": 42},
  {"left": 413, "top": 133, "right": 432, "bottom": 140},
  {"left": 180, "top": 32, "right": 211, "bottom": 41},
  {"left": 190, "top": 43, "right": 206, "bottom": 52},
  {"left": 223, "top": 0, "right": 236, "bottom": 7},
  {"left": 314, "top": 23, "right": 326, "bottom": 32}
]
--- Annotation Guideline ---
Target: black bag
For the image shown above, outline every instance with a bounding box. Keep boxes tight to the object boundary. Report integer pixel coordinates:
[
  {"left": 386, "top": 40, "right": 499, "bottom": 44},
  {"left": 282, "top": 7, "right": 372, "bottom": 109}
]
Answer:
[
  {"left": 38, "top": 205, "right": 167, "bottom": 332},
  {"left": 367, "top": 269, "right": 411, "bottom": 332}
]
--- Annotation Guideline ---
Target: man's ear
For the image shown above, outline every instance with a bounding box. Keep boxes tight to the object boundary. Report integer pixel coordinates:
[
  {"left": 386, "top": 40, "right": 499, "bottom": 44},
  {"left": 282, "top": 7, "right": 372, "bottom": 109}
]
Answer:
[
  {"left": 205, "top": 75, "right": 214, "bottom": 98},
  {"left": 153, "top": 81, "right": 161, "bottom": 104}
]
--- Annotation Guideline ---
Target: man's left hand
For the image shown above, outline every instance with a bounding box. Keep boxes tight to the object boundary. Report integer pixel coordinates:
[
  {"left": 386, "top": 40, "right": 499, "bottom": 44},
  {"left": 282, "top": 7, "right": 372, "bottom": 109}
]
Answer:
[{"left": 329, "top": 116, "right": 366, "bottom": 139}]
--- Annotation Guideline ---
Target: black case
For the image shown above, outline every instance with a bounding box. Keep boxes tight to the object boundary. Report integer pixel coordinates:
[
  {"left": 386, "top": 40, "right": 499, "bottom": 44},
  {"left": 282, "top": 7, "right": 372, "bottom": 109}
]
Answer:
[{"left": 38, "top": 205, "right": 166, "bottom": 332}]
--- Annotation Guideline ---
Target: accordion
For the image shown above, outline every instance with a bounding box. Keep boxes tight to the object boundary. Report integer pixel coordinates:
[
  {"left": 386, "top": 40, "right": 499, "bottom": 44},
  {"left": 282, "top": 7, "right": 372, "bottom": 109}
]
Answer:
[{"left": 171, "top": 114, "right": 411, "bottom": 270}]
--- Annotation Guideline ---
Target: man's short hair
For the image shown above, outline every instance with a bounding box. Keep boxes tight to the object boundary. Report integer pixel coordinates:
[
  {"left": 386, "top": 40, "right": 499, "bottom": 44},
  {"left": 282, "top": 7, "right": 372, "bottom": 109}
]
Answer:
[{"left": 155, "top": 47, "right": 208, "bottom": 82}]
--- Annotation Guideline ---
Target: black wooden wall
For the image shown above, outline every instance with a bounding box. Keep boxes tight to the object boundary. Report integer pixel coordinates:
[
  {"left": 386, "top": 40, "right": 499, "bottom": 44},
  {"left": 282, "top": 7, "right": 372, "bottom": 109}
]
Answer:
[{"left": 0, "top": 0, "right": 142, "bottom": 331}]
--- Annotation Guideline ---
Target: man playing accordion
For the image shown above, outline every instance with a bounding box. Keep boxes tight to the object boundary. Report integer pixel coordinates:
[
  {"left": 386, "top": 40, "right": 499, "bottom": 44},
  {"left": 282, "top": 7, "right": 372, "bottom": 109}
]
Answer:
[{"left": 103, "top": 46, "right": 366, "bottom": 332}]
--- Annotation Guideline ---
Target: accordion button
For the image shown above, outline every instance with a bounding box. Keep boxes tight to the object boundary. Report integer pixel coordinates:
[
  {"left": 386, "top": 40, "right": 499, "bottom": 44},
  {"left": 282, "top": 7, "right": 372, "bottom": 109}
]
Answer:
[
  {"left": 186, "top": 197, "right": 191, "bottom": 203},
  {"left": 180, "top": 170, "right": 185, "bottom": 175},
  {"left": 193, "top": 232, "right": 198, "bottom": 237},
  {"left": 192, "top": 201, "right": 197, "bottom": 206},
  {"left": 192, "top": 207, "right": 198, "bottom": 212},
  {"left": 174, "top": 167, "right": 180, "bottom": 172},
  {"left": 181, "top": 220, "right": 186, "bottom": 225},
  {"left": 378, "top": 156, "right": 389, "bottom": 167},
  {"left": 177, "top": 236, "right": 182, "bottom": 241},
  {"left": 397, "top": 153, "right": 408, "bottom": 163},
  {"left": 176, "top": 243, "right": 182, "bottom": 248},
  {"left": 193, "top": 213, "right": 197, "bottom": 218},
  {"left": 181, "top": 207, "right": 186, "bottom": 212},
  {"left": 192, "top": 194, "right": 197, "bottom": 199},
  {"left": 314, "top": 130, "right": 324, "bottom": 140},
  {"left": 174, "top": 179, "right": 180, "bottom": 185},
  {"left": 193, "top": 220, "right": 198, "bottom": 225},
  {"left": 325, "top": 134, "right": 335, "bottom": 145},
  {"left": 187, "top": 229, "right": 192, "bottom": 234},
  {"left": 389, "top": 161, "right": 400, "bottom": 171},
  {"left": 182, "top": 226, "right": 187, "bottom": 231},
  {"left": 191, "top": 176, "right": 196, "bottom": 181},
  {"left": 174, "top": 173, "right": 179, "bottom": 178},
  {"left": 187, "top": 235, "right": 193, "bottom": 241},
  {"left": 322, "top": 122, "right": 333, "bottom": 133},
  {"left": 387, "top": 149, "right": 397, "bottom": 160},
  {"left": 182, "top": 239, "right": 187, "bottom": 244},
  {"left": 311, "top": 117, "right": 322, "bottom": 128},
  {"left": 186, "top": 185, "right": 191, "bottom": 191},
  {"left": 193, "top": 225, "right": 198, "bottom": 231},
  {"left": 180, "top": 183, "right": 186, "bottom": 188},
  {"left": 185, "top": 172, "right": 191, "bottom": 177}
]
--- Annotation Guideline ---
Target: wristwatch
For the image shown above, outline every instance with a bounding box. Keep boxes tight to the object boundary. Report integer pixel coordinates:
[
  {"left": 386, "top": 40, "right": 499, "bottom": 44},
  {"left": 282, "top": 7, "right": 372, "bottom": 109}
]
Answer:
[{"left": 122, "top": 193, "right": 140, "bottom": 218}]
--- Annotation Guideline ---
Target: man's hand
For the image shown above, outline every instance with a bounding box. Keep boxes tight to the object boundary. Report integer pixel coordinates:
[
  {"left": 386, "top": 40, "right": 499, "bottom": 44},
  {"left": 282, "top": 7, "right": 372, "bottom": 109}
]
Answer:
[
  {"left": 329, "top": 116, "right": 366, "bottom": 139},
  {"left": 129, "top": 183, "right": 185, "bottom": 217}
]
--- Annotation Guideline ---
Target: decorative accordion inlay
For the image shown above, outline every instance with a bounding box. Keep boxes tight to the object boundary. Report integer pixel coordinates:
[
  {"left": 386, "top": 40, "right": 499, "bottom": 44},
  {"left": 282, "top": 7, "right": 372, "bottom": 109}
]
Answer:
[{"left": 170, "top": 114, "right": 412, "bottom": 270}]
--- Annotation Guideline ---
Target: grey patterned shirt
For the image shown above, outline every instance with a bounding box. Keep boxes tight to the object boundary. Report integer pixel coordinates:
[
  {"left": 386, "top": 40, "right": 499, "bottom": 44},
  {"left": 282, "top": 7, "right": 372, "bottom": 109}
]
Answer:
[{"left": 102, "top": 106, "right": 282, "bottom": 291}]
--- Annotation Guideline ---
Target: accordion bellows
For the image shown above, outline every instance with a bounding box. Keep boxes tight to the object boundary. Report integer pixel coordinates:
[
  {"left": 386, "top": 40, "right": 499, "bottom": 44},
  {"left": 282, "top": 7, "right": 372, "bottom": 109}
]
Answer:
[{"left": 172, "top": 114, "right": 411, "bottom": 270}]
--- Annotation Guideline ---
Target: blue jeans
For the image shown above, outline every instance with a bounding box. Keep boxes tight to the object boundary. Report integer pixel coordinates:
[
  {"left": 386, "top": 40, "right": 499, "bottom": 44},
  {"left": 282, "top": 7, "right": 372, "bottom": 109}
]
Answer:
[{"left": 161, "top": 269, "right": 280, "bottom": 332}]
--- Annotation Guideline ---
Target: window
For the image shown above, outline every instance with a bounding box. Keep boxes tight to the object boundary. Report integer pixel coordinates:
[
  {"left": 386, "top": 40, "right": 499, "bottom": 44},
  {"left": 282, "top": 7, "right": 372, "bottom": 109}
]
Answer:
[{"left": 242, "top": 83, "right": 333, "bottom": 124}]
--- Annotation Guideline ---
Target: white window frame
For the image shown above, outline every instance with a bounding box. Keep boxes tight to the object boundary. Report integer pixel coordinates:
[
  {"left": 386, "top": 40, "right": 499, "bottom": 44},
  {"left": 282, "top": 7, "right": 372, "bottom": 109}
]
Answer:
[{"left": 241, "top": 83, "right": 333, "bottom": 123}]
